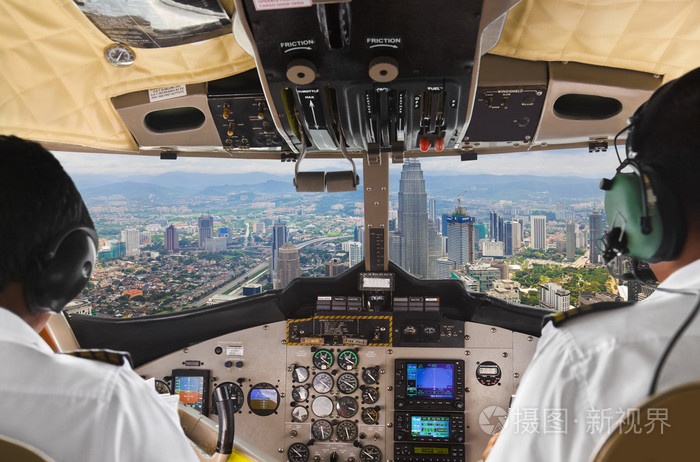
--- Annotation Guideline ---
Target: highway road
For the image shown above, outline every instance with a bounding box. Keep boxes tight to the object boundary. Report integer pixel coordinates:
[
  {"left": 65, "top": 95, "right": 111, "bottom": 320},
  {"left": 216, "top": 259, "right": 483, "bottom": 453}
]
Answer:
[{"left": 196, "top": 235, "right": 350, "bottom": 306}]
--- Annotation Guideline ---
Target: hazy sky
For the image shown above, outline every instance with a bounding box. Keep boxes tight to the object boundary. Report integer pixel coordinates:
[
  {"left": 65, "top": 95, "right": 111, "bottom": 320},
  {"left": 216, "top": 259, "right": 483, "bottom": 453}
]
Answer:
[{"left": 54, "top": 147, "right": 621, "bottom": 179}]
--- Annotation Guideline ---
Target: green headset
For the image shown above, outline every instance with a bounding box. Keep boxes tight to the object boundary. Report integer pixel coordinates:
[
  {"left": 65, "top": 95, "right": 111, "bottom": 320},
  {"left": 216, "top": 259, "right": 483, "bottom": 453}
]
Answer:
[{"left": 599, "top": 83, "right": 687, "bottom": 265}]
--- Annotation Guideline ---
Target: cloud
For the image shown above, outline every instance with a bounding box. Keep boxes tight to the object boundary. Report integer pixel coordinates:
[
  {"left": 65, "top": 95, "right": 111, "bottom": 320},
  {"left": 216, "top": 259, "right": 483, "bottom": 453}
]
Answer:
[{"left": 54, "top": 147, "right": 620, "bottom": 178}]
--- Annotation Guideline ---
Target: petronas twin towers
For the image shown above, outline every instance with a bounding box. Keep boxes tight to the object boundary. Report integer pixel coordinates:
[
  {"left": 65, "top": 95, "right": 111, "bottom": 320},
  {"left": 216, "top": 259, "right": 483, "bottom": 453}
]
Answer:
[{"left": 391, "top": 159, "right": 429, "bottom": 278}]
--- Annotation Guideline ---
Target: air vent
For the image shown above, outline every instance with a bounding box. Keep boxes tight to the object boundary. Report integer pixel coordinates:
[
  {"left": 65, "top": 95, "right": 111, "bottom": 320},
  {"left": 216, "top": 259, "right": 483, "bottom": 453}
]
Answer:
[
  {"left": 553, "top": 94, "right": 622, "bottom": 120},
  {"left": 144, "top": 107, "right": 206, "bottom": 133}
]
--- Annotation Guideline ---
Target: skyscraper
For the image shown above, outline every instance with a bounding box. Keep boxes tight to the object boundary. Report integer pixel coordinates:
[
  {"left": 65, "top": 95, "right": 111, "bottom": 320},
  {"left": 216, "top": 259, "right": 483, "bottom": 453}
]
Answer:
[
  {"left": 198, "top": 214, "right": 214, "bottom": 249},
  {"left": 165, "top": 225, "right": 179, "bottom": 253},
  {"left": 121, "top": 228, "right": 140, "bottom": 257},
  {"left": 447, "top": 201, "right": 475, "bottom": 267},
  {"left": 427, "top": 220, "right": 443, "bottom": 279},
  {"left": 349, "top": 241, "right": 363, "bottom": 267},
  {"left": 271, "top": 219, "right": 288, "bottom": 275},
  {"left": 428, "top": 197, "right": 437, "bottom": 224},
  {"left": 589, "top": 212, "right": 603, "bottom": 264},
  {"left": 531, "top": 215, "right": 547, "bottom": 250},
  {"left": 397, "top": 159, "right": 428, "bottom": 278},
  {"left": 566, "top": 221, "right": 576, "bottom": 260},
  {"left": 489, "top": 211, "right": 499, "bottom": 241},
  {"left": 276, "top": 242, "right": 301, "bottom": 289},
  {"left": 504, "top": 221, "right": 523, "bottom": 256},
  {"left": 353, "top": 225, "right": 365, "bottom": 246}
]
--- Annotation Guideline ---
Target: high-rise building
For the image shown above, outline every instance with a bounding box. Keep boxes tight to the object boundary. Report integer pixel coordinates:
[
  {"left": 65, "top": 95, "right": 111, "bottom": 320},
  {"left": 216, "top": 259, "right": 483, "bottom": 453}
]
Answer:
[
  {"left": 198, "top": 215, "right": 214, "bottom": 249},
  {"left": 276, "top": 242, "right": 301, "bottom": 289},
  {"left": 349, "top": 241, "right": 363, "bottom": 267},
  {"left": 389, "top": 230, "right": 403, "bottom": 267},
  {"left": 490, "top": 260, "right": 510, "bottom": 280},
  {"left": 538, "top": 282, "right": 571, "bottom": 311},
  {"left": 589, "top": 212, "right": 603, "bottom": 264},
  {"left": 205, "top": 236, "right": 227, "bottom": 253},
  {"left": 447, "top": 201, "right": 474, "bottom": 267},
  {"left": 121, "top": 228, "right": 140, "bottom": 257},
  {"left": 566, "top": 221, "right": 576, "bottom": 260},
  {"left": 271, "top": 219, "right": 288, "bottom": 275},
  {"left": 503, "top": 220, "right": 523, "bottom": 256},
  {"left": 427, "top": 220, "right": 443, "bottom": 279},
  {"left": 396, "top": 159, "right": 428, "bottom": 278},
  {"left": 489, "top": 211, "right": 500, "bottom": 241},
  {"left": 165, "top": 225, "right": 179, "bottom": 253},
  {"left": 353, "top": 225, "right": 365, "bottom": 246},
  {"left": 436, "top": 257, "right": 454, "bottom": 279},
  {"left": 466, "top": 264, "right": 501, "bottom": 291},
  {"left": 325, "top": 258, "right": 349, "bottom": 277},
  {"left": 441, "top": 213, "right": 450, "bottom": 237},
  {"left": 531, "top": 215, "right": 547, "bottom": 250},
  {"left": 428, "top": 197, "right": 437, "bottom": 224}
]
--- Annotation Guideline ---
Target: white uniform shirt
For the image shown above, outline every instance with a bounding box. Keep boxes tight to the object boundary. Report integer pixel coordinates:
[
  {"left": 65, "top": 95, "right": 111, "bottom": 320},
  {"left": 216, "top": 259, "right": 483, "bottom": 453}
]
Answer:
[
  {"left": 0, "top": 307, "right": 199, "bottom": 462},
  {"left": 487, "top": 259, "right": 700, "bottom": 462}
]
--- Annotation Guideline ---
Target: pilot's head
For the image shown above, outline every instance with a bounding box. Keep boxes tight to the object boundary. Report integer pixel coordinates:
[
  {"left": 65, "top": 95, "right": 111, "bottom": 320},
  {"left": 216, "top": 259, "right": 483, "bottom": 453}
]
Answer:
[
  {"left": 602, "top": 68, "right": 700, "bottom": 281},
  {"left": 626, "top": 67, "right": 700, "bottom": 235},
  {"left": 0, "top": 135, "right": 96, "bottom": 327}
]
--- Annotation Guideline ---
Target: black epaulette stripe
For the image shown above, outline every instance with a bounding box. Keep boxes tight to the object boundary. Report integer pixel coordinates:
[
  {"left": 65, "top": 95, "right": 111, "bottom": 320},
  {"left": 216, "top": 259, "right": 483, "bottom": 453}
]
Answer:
[
  {"left": 542, "top": 301, "right": 635, "bottom": 328},
  {"left": 62, "top": 349, "right": 133, "bottom": 367}
]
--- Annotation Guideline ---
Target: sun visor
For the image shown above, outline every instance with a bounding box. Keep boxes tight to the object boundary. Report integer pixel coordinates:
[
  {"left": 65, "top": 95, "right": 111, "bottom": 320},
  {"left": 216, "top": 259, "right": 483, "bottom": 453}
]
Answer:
[
  {"left": 491, "top": 0, "right": 700, "bottom": 82},
  {"left": 0, "top": 0, "right": 255, "bottom": 152}
]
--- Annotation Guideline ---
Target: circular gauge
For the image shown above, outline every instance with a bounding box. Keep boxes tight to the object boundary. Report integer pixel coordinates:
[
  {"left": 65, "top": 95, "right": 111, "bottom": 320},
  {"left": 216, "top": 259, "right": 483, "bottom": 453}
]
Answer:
[
  {"left": 291, "top": 405, "right": 309, "bottom": 423},
  {"left": 104, "top": 43, "right": 135, "bottom": 67},
  {"left": 361, "top": 407, "right": 380, "bottom": 425},
  {"left": 312, "top": 349, "right": 334, "bottom": 370},
  {"left": 362, "top": 367, "right": 379, "bottom": 385},
  {"left": 288, "top": 442, "right": 310, "bottom": 462},
  {"left": 292, "top": 386, "right": 309, "bottom": 402},
  {"left": 361, "top": 387, "right": 379, "bottom": 404},
  {"left": 476, "top": 361, "right": 502, "bottom": 386},
  {"left": 211, "top": 382, "right": 245, "bottom": 414},
  {"left": 311, "top": 419, "right": 333, "bottom": 441},
  {"left": 311, "top": 396, "right": 334, "bottom": 417},
  {"left": 337, "top": 350, "right": 359, "bottom": 370},
  {"left": 154, "top": 379, "right": 171, "bottom": 394},
  {"left": 359, "top": 445, "right": 382, "bottom": 462},
  {"left": 336, "top": 396, "right": 358, "bottom": 418},
  {"left": 337, "top": 373, "right": 359, "bottom": 394},
  {"left": 292, "top": 366, "right": 309, "bottom": 383},
  {"left": 247, "top": 382, "right": 280, "bottom": 416},
  {"left": 336, "top": 420, "right": 358, "bottom": 442},
  {"left": 312, "top": 372, "right": 333, "bottom": 394}
]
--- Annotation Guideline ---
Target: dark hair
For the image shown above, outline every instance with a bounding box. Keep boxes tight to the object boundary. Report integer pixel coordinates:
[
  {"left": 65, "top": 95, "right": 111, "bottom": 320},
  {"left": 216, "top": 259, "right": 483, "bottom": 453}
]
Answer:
[
  {"left": 0, "top": 136, "right": 94, "bottom": 290},
  {"left": 629, "top": 67, "right": 700, "bottom": 231}
]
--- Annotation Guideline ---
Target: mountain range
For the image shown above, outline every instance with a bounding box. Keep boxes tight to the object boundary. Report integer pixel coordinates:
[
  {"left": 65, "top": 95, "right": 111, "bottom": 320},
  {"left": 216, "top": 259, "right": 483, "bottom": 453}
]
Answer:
[{"left": 72, "top": 171, "right": 604, "bottom": 202}]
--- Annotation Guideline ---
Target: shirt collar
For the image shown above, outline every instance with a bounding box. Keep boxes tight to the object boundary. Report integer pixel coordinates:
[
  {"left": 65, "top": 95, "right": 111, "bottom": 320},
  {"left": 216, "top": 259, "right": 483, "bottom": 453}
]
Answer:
[
  {"left": 0, "top": 307, "right": 54, "bottom": 354},
  {"left": 657, "top": 258, "right": 700, "bottom": 291}
]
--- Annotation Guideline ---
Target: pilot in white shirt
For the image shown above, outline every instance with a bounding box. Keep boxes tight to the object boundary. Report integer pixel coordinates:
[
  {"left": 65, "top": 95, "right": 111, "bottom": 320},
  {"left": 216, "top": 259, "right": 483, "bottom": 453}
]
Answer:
[
  {"left": 0, "top": 307, "right": 200, "bottom": 462},
  {"left": 485, "top": 259, "right": 700, "bottom": 462},
  {"left": 486, "top": 67, "right": 700, "bottom": 462},
  {"left": 0, "top": 135, "right": 199, "bottom": 462}
]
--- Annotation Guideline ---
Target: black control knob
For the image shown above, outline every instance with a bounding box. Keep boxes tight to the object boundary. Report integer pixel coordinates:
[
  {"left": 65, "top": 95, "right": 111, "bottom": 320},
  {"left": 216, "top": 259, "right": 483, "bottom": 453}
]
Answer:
[
  {"left": 330, "top": 451, "right": 338, "bottom": 462},
  {"left": 395, "top": 431, "right": 404, "bottom": 441}
]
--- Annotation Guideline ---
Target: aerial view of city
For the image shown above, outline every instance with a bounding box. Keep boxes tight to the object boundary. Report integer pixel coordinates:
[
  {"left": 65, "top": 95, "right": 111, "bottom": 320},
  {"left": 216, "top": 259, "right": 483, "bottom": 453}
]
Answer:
[{"left": 57, "top": 153, "right": 651, "bottom": 319}]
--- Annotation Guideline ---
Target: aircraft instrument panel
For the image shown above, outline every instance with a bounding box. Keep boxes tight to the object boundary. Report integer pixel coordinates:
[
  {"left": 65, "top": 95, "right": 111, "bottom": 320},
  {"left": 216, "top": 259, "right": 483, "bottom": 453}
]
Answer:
[{"left": 136, "top": 301, "right": 538, "bottom": 462}]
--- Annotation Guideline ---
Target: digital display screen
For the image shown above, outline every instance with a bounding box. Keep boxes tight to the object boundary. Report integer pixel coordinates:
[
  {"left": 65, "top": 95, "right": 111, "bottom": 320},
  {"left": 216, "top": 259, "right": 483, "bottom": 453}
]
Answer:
[
  {"left": 249, "top": 388, "right": 279, "bottom": 410},
  {"left": 414, "top": 448, "right": 450, "bottom": 455},
  {"left": 406, "top": 362, "right": 455, "bottom": 399},
  {"left": 410, "top": 416, "right": 450, "bottom": 438},
  {"left": 478, "top": 367, "right": 499, "bottom": 375},
  {"left": 174, "top": 376, "right": 205, "bottom": 413}
]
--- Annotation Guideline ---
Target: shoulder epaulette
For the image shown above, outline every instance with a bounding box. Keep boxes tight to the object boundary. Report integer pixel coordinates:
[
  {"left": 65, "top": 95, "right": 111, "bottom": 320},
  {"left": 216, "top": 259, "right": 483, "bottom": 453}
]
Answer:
[
  {"left": 62, "top": 348, "right": 133, "bottom": 367},
  {"left": 542, "top": 301, "right": 635, "bottom": 328}
]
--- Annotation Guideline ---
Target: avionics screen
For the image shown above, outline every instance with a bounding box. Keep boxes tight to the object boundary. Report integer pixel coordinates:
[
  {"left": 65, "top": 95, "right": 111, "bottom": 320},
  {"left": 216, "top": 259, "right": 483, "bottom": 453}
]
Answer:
[
  {"left": 414, "top": 447, "right": 450, "bottom": 455},
  {"left": 406, "top": 362, "right": 455, "bottom": 399},
  {"left": 249, "top": 388, "right": 279, "bottom": 410},
  {"left": 410, "top": 416, "right": 450, "bottom": 438},
  {"left": 172, "top": 369, "right": 209, "bottom": 414}
]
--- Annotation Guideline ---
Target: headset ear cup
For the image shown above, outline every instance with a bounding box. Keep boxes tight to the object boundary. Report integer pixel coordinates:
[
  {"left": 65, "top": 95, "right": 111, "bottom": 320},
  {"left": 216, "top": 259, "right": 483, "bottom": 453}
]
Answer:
[{"left": 26, "top": 228, "right": 97, "bottom": 314}]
